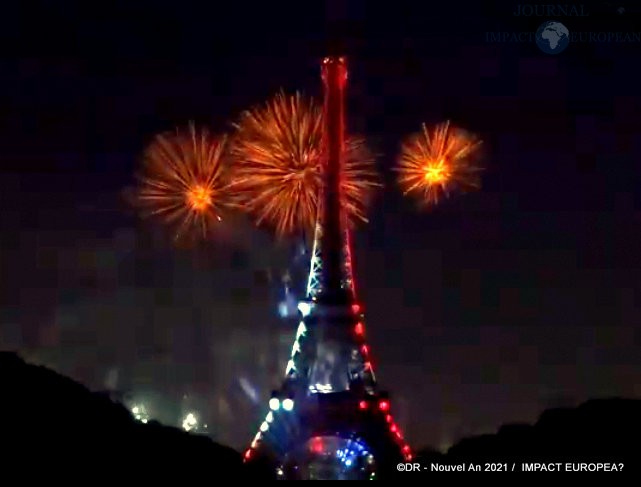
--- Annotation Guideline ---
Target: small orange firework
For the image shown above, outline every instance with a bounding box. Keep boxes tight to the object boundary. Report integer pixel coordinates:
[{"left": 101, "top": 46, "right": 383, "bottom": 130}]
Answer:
[
  {"left": 230, "top": 92, "right": 379, "bottom": 237},
  {"left": 396, "top": 121, "right": 482, "bottom": 206},
  {"left": 136, "top": 123, "right": 230, "bottom": 240}
]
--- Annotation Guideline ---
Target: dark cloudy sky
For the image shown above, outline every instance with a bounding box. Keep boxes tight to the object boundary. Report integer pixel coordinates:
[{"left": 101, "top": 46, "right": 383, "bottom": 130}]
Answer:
[{"left": 1, "top": 1, "right": 640, "bottom": 449}]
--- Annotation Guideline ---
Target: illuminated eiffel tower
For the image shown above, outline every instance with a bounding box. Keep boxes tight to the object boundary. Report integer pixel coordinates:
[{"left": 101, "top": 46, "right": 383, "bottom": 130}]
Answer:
[{"left": 244, "top": 56, "right": 411, "bottom": 480}]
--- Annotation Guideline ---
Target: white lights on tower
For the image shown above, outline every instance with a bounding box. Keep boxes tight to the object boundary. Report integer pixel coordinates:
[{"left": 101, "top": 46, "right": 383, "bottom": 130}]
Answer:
[
  {"left": 309, "top": 383, "right": 333, "bottom": 393},
  {"left": 285, "top": 360, "right": 296, "bottom": 374},
  {"left": 251, "top": 431, "right": 262, "bottom": 449},
  {"left": 297, "top": 301, "right": 312, "bottom": 317},
  {"left": 282, "top": 398, "right": 294, "bottom": 411},
  {"left": 269, "top": 397, "right": 281, "bottom": 411},
  {"left": 295, "top": 321, "right": 307, "bottom": 339}
]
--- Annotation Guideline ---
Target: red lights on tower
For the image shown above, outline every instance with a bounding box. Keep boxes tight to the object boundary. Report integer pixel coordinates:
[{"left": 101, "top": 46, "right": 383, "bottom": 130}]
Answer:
[
  {"left": 354, "top": 322, "right": 364, "bottom": 335},
  {"left": 351, "top": 303, "right": 361, "bottom": 314},
  {"left": 361, "top": 344, "right": 369, "bottom": 355},
  {"left": 358, "top": 400, "right": 369, "bottom": 410},
  {"left": 378, "top": 400, "right": 390, "bottom": 412},
  {"left": 403, "top": 443, "right": 413, "bottom": 461},
  {"left": 311, "top": 437, "right": 326, "bottom": 454}
]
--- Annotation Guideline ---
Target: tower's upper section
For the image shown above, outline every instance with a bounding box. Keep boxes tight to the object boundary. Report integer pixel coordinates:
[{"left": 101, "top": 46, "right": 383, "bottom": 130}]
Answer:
[
  {"left": 317, "top": 56, "right": 351, "bottom": 304},
  {"left": 321, "top": 56, "right": 348, "bottom": 88}
]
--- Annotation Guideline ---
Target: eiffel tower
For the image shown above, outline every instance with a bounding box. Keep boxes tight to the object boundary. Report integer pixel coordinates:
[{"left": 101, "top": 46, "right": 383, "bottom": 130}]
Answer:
[{"left": 244, "top": 56, "right": 412, "bottom": 480}]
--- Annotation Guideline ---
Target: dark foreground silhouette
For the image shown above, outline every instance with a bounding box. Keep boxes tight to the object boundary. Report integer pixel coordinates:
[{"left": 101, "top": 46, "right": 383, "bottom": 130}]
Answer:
[
  {"left": 415, "top": 398, "right": 638, "bottom": 473},
  {"left": 2, "top": 352, "right": 638, "bottom": 476},
  {"left": 1, "top": 352, "right": 243, "bottom": 476}
]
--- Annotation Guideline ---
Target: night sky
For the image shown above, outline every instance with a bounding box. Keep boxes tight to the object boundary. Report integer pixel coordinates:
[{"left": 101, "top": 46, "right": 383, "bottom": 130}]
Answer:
[{"left": 1, "top": 1, "right": 640, "bottom": 449}]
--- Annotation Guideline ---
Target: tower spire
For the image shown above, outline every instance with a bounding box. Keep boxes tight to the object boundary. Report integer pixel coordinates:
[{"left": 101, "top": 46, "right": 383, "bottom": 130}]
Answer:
[{"left": 318, "top": 56, "right": 349, "bottom": 301}]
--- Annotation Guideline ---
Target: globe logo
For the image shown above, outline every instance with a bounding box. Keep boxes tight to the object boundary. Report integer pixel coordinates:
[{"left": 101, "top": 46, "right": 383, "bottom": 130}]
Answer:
[{"left": 535, "top": 21, "right": 570, "bottom": 54}]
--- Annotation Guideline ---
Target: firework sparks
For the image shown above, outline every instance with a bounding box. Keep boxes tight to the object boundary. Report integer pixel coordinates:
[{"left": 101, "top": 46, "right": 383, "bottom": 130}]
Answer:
[
  {"left": 136, "top": 123, "right": 230, "bottom": 240},
  {"left": 396, "top": 121, "right": 482, "bottom": 206},
  {"left": 230, "top": 92, "right": 379, "bottom": 237}
]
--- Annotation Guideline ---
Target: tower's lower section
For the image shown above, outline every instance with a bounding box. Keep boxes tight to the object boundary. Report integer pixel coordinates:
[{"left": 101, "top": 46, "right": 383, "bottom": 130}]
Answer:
[
  {"left": 282, "top": 435, "right": 376, "bottom": 480},
  {"left": 244, "top": 388, "right": 411, "bottom": 480},
  {"left": 245, "top": 275, "right": 412, "bottom": 480}
]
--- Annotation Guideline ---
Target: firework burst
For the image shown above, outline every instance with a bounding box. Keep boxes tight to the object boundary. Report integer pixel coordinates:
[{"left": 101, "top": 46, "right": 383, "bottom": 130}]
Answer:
[
  {"left": 396, "top": 121, "right": 482, "bottom": 206},
  {"left": 230, "top": 92, "right": 379, "bottom": 237},
  {"left": 136, "top": 123, "right": 231, "bottom": 240}
]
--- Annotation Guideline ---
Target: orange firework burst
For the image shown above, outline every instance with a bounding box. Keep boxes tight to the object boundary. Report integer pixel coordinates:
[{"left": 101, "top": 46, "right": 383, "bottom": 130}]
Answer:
[
  {"left": 396, "top": 121, "right": 482, "bottom": 206},
  {"left": 230, "top": 92, "right": 379, "bottom": 237},
  {"left": 136, "top": 123, "right": 230, "bottom": 240}
]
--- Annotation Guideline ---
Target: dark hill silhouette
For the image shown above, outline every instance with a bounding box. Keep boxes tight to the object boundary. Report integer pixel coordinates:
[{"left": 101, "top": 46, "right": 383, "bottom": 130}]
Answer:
[
  {"left": 0, "top": 352, "right": 243, "bottom": 477},
  {"left": 416, "top": 398, "right": 639, "bottom": 473},
  {"left": 2, "top": 352, "right": 638, "bottom": 476}
]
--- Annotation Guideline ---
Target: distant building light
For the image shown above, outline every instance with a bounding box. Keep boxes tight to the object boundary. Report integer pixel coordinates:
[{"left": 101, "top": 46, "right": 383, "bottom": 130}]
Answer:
[
  {"left": 182, "top": 412, "right": 198, "bottom": 432},
  {"left": 131, "top": 403, "right": 149, "bottom": 423}
]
